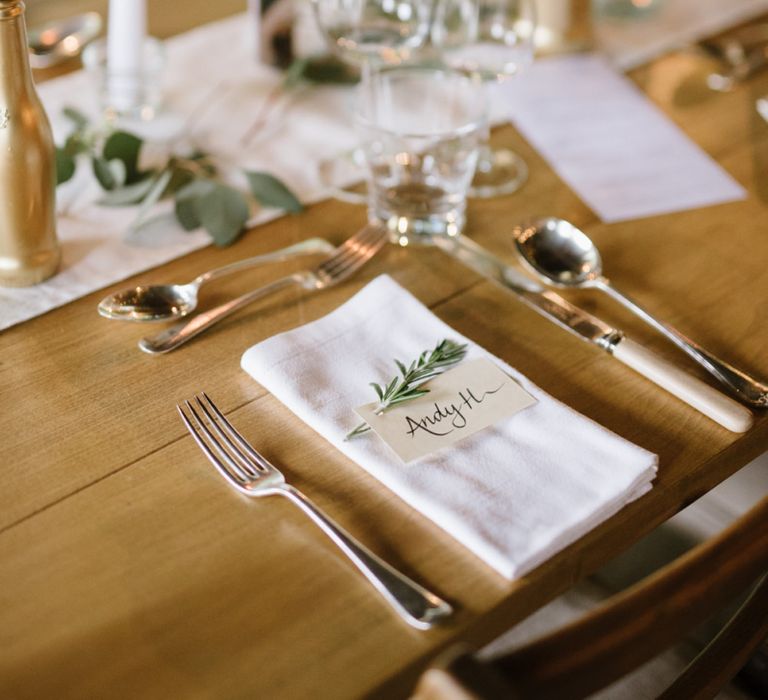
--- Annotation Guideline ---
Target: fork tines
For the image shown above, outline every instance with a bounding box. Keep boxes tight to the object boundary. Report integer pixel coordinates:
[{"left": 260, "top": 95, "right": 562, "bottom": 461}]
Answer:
[
  {"left": 177, "top": 393, "right": 273, "bottom": 491},
  {"left": 317, "top": 224, "right": 388, "bottom": 280}
]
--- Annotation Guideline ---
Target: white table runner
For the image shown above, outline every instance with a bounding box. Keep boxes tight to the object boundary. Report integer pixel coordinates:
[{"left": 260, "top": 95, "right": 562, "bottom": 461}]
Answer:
[{"left": 0, "top": 8, "right": 755, "bottom": 331}]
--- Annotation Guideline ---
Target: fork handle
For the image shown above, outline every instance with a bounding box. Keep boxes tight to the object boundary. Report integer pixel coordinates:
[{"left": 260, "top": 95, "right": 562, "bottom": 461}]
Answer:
[
  {"left": 194, "top": 238, "right": 336, "bottom": 286},
  {"left": 278, "top": 485, "right": 453, "bottom": 630},
  {"left": 139, "top": 274, "right": 304, "bottom": 354}
]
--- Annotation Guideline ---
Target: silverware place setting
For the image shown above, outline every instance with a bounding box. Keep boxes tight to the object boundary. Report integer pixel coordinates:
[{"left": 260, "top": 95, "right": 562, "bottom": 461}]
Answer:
[{"left": 138, "top": 224, "right": 388, "bottom": 354}]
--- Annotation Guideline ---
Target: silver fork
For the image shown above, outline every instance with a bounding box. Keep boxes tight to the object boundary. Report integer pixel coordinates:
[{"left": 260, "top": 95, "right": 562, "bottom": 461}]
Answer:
[
  {"left": 140, "top": 224, "right": 389, "bottom": 354},
  {"left": 178, "top": 393, "right": 454, "bottom": 630}
]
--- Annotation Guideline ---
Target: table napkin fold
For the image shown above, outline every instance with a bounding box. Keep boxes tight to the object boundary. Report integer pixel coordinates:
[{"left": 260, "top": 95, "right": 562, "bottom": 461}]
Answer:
[{"left": 241, "top": 275, "right": 657, "bottom": 579}]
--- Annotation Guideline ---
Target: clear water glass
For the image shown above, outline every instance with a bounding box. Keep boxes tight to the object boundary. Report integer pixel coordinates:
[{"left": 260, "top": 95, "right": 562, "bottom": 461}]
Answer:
[
  {"left": 355, "top": 66, "right": 488, "bottom": 245},
  {"left": 82, "top": 37, "right": 166, "bottom": 122}
]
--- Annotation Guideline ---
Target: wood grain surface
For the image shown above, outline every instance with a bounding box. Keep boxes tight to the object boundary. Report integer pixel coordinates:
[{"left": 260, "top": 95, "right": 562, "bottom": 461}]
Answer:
[{"left": 2, "top": 3, "right": 767, "bottom": 699}]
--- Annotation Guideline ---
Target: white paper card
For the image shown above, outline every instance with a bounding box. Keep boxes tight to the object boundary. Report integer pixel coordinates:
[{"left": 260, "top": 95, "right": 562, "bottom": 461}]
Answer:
[
  {"left": 499, "top": 54, "right": 747, "bottom": 223},
  {"left": 355, "top": 359, "right": 537, "bottom": 463}
]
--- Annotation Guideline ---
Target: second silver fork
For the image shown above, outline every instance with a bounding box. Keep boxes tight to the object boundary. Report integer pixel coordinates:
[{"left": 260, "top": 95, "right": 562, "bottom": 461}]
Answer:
[
  {"left": 140, "top": 224, "right": 388, "bottom": 354},
  {"left": 178, "top": 393, "right": 453, "bottom": 630}
]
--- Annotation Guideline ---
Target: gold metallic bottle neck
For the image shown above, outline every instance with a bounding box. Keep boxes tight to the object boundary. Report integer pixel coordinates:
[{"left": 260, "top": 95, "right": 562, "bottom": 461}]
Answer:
[{"left": 0, "top": 0, "right": 32, "bottom": 89}]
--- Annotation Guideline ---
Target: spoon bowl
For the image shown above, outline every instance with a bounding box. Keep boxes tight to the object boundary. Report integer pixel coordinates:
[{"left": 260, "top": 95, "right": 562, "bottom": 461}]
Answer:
[
  {"left": 99, "top": 284, "right": 198, "bottom": 322},
  {"left": 28, "top": 13, "right": 102, "bottom": 69},
  {"left": 515, "top": 217, "right": 603, "bottom": 287}
]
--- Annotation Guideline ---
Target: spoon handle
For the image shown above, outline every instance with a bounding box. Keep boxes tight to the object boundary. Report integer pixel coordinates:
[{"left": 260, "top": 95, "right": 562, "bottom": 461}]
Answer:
[
  {"left": 139, "top": 275, "right": 302, "bottom": 354},
  {"left": 597, "top": 278, "right": 768, "bottom": 408},
  {"left": 194, "top": 238, "right": 336, "bottom": 286}
]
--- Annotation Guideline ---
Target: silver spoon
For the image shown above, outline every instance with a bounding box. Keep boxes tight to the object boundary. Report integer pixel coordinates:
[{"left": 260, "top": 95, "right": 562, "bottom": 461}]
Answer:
[
  {"left": 513, "top": 217, "right": 768, "bottom": 408},
  {"left": 98, "top": 237, "right": 336, "bottom": 322},
  {"left": 28, "top": 13, "right": 102, "bottom": 69}
]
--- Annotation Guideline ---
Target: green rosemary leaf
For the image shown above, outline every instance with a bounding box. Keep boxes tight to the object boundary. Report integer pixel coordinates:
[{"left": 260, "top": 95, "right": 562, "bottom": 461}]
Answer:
[
  {"left": 385, "top": 376, "right": 398, "bottom": 397},
  {"left": 388, "top": 389, "right": 429, "bottom": 405},
  {"left": 345, "top": 339, "right": 468, "bottom": 440}
]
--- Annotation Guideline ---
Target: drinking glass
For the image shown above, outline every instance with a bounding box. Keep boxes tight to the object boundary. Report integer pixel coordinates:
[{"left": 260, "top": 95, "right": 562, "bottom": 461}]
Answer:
[
  {"left": 355, "top": 66, "right": 488, "bottom": 245},
  {"left": 435, "top": 0, "right": 536, "bottom": 198},
  {"left": 312, "top": 0, "right": 434, "bottom": 203}
]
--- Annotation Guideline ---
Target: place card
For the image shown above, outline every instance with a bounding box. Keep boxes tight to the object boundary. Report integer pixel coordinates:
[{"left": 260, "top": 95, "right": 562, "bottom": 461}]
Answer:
[{"left": 355, "top": 358, "right": 537, "bottom": 463}]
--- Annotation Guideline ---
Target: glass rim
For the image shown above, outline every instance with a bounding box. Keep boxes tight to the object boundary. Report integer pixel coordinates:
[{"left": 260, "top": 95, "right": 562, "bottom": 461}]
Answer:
[{"left": 354, "top": 65, "right": 488, "bottom": 139}]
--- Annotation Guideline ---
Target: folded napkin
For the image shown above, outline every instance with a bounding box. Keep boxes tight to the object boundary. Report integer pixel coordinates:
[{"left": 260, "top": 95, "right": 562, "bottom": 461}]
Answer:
[{"left": 241, "top": 275, "right": 657, "bottom": 579}]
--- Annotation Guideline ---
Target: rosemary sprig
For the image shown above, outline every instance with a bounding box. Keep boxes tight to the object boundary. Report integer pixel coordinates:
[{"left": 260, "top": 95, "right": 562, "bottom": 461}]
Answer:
[{"left": 345, "top": 339, "right": 468, "bottom": 440}]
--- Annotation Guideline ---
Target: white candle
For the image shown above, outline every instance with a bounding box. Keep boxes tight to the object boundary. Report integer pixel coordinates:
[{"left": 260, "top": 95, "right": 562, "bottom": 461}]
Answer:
[
  {"left": 107, "top": 0, "right": 147, "bottom": 111},
  {"left": 248, "top": 0, "right": 261, "bottom": 63}
]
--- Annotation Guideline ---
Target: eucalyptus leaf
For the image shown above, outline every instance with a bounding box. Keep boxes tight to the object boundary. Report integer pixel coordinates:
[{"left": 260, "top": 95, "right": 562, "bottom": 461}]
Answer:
[
  {"left": 127, "top": 168, "right": 173, "bottom": 233},
  {"left": 245, "top": 171, "right": 302, "bottom": 213},
  {"left": 97, "top": 175, "right": 159, "bottom": 206},
  {"left": 55, "top": 148, "right": 76, "bottom": 185},
  {"left": 174, "top": 195, "right": 202, "bottom": 231},
  {"left": 198, "top": 183, "right": 250, "bottom": 246},
  {"left": 172, "top": 178, "right": 215, "bottom": 231},
  {"left": 62, "top": 106, "right": 89, "bottom": 129},
  {"left": 175, "top": 178, "right": 216, "bottom": 201},
  {"left": 92, "top": 156, "right": 117, "bottom": 190},
  {"left": 103, "top": 131, "right": 143, "bottom": 182}
]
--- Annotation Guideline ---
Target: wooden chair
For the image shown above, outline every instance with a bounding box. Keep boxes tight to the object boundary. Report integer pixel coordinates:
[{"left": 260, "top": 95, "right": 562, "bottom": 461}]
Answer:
[{"left": 413, "top": 496, "right": 768, "bottom": 700}]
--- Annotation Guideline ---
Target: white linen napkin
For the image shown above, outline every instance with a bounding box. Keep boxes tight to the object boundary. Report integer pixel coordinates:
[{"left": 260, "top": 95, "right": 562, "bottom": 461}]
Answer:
[{"left": 241, "top": 275, "right": 657, "bottom": 579}]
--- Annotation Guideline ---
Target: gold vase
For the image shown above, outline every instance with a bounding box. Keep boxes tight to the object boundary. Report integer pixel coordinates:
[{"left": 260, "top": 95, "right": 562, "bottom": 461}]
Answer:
[{"left": 0, "top": 0, "right": 59, "bottom": 287}]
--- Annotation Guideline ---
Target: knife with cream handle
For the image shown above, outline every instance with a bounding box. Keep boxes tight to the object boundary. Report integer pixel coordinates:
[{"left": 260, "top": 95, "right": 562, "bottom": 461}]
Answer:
[{"left": 433, "top": 235, "right": 753, "bottom": 433}]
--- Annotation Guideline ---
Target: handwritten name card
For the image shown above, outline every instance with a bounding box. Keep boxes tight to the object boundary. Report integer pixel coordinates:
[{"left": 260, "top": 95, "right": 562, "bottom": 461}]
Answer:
[{"left": 355, "top": 359, "right": 537, "bottom": 463}]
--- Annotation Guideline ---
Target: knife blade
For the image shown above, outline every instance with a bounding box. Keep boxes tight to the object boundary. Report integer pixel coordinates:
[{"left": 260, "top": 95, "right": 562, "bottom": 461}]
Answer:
[{"left": 433, "top": 235, "right": 753, "bottom": 433}]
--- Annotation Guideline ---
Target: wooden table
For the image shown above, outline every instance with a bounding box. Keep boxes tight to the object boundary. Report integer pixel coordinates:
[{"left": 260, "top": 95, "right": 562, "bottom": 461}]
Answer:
[{"left": 3, "top": 5, "right": 768, "bottom": 699}]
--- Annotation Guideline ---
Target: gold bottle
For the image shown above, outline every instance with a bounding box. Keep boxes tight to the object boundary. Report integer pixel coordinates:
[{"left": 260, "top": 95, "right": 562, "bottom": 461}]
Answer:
[{"left": 0, "top": 0, "right": 59, "bottom": 287}]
